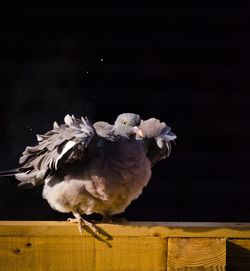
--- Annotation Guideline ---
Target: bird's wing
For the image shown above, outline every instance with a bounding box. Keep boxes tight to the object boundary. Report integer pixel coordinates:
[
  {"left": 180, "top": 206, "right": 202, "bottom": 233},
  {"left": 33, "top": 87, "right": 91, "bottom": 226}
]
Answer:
[
  {"left": 16, "top": 114, "right": 95, "bottom": 187},
  {"left": 139, "top": 118, "right": 176, "bottom": 167},
  {"left": 93, "top": 121, "right": 113, "bottom": 137}
]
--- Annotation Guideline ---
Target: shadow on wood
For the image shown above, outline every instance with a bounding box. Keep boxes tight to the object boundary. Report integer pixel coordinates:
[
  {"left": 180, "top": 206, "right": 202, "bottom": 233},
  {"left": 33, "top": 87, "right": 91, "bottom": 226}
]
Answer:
[{"left": 227, "top": 239, "right": 250, "bottom": 271}]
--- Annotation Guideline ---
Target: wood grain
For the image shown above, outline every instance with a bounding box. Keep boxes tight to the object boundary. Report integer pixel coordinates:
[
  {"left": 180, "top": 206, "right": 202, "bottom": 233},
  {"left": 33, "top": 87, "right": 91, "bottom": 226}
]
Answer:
[
  {"left": 95, "top": 237, "right": 167, "bottom": 271},
  {"left": 167, "top": 238, "right": 226, "bottom": 271}
]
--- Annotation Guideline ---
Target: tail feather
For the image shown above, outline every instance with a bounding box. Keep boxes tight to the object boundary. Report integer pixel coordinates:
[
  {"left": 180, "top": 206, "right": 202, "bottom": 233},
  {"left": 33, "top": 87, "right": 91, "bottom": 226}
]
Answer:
[{"left": 0, "top": 169, "right": 19, "bottom": 177}]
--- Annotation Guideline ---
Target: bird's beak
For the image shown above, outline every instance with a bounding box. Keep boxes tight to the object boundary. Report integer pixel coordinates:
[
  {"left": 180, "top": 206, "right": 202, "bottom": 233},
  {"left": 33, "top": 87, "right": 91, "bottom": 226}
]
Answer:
[{"left": 133, "top": 126, "right": 144, "bottom": 139}]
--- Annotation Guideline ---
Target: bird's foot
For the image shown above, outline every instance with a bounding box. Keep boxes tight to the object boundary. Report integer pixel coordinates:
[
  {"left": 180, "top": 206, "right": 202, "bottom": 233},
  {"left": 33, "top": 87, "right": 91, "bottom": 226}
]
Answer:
[
  {"left": 68, "top": 213, "right": 113, "bottom": 246},
  {"left": 67, "top": 217, "right": 82, "bottom": 234},
  {"left": 67, "top": 218, "right": 77, "bottom": 223},
  {"left": 67, "top": 214, "right": 99, "bottom": 236},
  {"left": 81, "top": 218, "right": 100, "bottom": 236}
]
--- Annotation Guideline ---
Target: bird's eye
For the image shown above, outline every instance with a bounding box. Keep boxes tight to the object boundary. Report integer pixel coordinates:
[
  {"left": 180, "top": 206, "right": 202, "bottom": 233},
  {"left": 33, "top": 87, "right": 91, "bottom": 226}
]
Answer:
[{"left": 122, "top": 120, "right": 127, "bottom": 125}]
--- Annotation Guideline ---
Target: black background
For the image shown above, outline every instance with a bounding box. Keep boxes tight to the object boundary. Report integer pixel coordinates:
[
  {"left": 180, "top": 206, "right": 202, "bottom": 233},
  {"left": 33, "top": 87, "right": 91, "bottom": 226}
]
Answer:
[{"left": 0, "top": 3, "right": 249, "bottom": 222}]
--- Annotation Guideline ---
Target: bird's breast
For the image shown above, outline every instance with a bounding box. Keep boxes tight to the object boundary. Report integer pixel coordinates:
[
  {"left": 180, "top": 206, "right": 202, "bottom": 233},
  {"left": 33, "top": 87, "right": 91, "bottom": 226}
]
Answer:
[{"left": 86, "top": 139, "right": 152, "bottom": 214}]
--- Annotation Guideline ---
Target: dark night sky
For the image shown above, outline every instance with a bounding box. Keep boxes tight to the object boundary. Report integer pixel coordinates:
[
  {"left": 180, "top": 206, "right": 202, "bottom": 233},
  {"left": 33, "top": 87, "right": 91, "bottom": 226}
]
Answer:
[{"left": 0, "top": 3, "right": 250, "bottom": 221}]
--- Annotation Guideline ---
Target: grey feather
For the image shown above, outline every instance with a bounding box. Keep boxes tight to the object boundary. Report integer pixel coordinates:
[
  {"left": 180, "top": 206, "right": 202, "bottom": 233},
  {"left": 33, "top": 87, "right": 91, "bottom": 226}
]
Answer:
[
  {"left": 93, "top": 121, "right": 113, "bottom": 137},
  {"left": 139, "top": 118, "right": 177, "bottom": 166},
  {"left": 17, "top": 114, "right": 95, "bottom": 187}
]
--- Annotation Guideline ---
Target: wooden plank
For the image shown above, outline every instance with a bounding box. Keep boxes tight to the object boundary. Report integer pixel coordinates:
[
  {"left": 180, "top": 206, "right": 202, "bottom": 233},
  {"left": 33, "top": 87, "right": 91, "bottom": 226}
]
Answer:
[
  {"left": 0, "top": 235, "right": 167, "bottom": 271},
  {"left": 0, "top": 221, "right": 250, "bottom": 238},
  {"left": 227, "top": 239, "right": 250, "bottom": 271},
  {"left": 167, "top": 238, "right": 226, "bottom": 271},
  {"left": 2, "top": 222, "right": 250, "bottom": 270},
  {"left": 0, "top": 236, "right": 95, "bottom": 271},
  {"left": 95, "top": 237, "right": 167, "bottom": 271}
]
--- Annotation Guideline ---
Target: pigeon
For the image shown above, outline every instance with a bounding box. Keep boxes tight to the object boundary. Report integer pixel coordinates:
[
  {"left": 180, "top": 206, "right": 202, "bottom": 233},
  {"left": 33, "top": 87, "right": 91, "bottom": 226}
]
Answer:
[{"left": 0, "top": 113, "right": 176, "bottom": 234}]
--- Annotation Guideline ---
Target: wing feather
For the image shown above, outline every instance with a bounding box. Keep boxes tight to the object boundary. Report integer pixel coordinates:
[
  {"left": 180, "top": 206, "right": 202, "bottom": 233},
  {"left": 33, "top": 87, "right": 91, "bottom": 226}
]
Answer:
[{"left": 16, "top": 114, "right": 95, "bottom": 187}]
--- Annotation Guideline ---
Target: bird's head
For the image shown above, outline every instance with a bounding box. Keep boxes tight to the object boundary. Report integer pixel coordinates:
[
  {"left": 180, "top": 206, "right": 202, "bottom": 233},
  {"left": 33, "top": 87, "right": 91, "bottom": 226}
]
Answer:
[{"left": 112, "top": 113, "right": 143, "bottom": 139}]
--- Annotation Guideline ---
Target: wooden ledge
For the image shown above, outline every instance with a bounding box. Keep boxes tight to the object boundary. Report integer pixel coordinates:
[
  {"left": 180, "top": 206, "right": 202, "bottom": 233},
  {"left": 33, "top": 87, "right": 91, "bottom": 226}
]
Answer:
[
  {"left": 0, "top": 221, "right": 250, "bottom": 238},
  {"left": 1, "top": 221, "right": 250, "bottom": 270}
]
